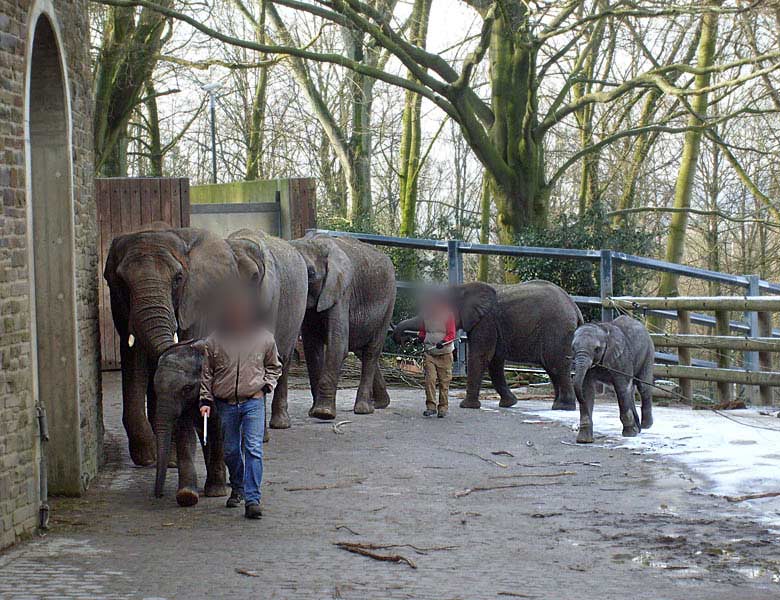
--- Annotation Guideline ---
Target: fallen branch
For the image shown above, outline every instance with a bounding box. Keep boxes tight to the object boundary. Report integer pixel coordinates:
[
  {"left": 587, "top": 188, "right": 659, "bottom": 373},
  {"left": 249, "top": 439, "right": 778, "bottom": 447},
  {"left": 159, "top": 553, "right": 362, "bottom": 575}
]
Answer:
[
  {"left": 285, "top": 479, "right": 363, "bottom": 492},
  {"left": 335, "top": 525, "right": 361, "bottom": 536},
  {"left": 443, "top": 448, "right": 508, "bottom": 468},
  {"left": 334, "top": 542, "right": 417, "bottom": 569},
  {"left": 724, "top": 491, "right": 780, "bottom": 503},
  {"left": 333, "top": 420, "right": 353, "bottom": 434},
  {"left": 489, "top": 471, "right": 576, "bottom": 480},
  {"left": 455, "top": 481, "right": 564, "bottom": 498},
  {"left": 235, "top": 568, "right": 259, "bottom": 577}
]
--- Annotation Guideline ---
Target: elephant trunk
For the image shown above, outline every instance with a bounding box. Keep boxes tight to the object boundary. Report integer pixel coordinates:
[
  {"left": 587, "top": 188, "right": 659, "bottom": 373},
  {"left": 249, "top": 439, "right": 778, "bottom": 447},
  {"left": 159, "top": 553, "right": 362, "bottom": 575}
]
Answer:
[
  {"left": 129, "top": 291, "right": 178, "bottom": 360},
  {"left": 573, "top": 352, "right": 593, "bottom": 398},
  {"left": 392, "top": 316, "right": 421, "bottom": 344},
  {"left": 154, "top": 423, "right": 174, "bottom": 498}
]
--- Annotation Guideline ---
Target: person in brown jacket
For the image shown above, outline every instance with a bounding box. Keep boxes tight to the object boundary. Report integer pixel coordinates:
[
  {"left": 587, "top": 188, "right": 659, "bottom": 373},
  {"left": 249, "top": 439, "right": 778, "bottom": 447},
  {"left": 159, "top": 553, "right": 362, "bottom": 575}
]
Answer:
[{"left": 199, "top": 293, "right": 282, "bottom": 519}]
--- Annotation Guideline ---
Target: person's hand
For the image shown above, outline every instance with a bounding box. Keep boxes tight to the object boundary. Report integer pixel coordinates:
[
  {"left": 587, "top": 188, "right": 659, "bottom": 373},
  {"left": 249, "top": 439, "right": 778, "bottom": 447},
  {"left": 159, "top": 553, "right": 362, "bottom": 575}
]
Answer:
[
  {"left": 200, "top": 405, "right": 211, "bottom": 418},
  {"left": 435, "top": 342, "right": 444, "bottom": 349}
]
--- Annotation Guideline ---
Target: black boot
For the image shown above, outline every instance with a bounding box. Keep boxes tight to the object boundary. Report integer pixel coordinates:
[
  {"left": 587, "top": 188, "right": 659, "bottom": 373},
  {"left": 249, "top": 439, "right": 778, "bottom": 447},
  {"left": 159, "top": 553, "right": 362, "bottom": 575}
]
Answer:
[
  {"left": 245, "top": 503, "right": 263, "bottom": 519},
  {"left": 226, "top": 490, "right": 244, "bottom": 508},
  {"left": 423, "top": 409, "right": 437, "bottom": 417}
]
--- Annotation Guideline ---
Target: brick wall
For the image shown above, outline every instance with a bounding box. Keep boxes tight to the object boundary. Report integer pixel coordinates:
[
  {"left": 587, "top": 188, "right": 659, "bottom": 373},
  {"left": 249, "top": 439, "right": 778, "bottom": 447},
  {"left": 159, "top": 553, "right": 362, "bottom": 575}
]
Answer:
[{"left": 0, "top": 0, "right": 101, "bottom": 550}]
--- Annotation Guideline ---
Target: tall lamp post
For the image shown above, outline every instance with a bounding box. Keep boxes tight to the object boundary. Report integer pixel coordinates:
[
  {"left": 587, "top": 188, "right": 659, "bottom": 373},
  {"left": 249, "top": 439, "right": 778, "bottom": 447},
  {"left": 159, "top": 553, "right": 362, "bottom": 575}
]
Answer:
[{"left": 201, "top": 82, "right": 222, "bottom": 184}]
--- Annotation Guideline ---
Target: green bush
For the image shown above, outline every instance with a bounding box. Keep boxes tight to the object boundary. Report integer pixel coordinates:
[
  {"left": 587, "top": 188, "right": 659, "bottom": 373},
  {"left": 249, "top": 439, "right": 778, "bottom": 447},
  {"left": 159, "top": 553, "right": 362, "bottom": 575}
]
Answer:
[{"left": 508, "top": 207, "right": 657, "bottom": 321}]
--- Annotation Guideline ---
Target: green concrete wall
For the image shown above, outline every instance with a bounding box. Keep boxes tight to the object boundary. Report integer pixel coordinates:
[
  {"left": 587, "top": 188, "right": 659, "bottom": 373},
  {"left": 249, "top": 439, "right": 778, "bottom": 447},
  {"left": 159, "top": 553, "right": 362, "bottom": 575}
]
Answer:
[{"left": 190, "top": 180, "right": 288, "bottom": 205}]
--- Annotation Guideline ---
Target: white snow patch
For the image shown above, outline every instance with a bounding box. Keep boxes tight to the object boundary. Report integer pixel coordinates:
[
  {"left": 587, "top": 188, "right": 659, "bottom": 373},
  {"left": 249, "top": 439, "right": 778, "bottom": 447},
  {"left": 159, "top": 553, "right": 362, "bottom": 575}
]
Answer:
[{"left": 504, "top": 397, "right": 780, "bottom": 525}]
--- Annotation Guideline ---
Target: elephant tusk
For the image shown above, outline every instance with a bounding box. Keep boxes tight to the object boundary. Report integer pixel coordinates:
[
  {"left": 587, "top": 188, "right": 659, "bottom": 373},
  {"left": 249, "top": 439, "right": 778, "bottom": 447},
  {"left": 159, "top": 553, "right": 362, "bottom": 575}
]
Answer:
[
  {"left": 128, "top": 334, "right": 135, "bottom": 348},
  {"left": 173, "top": 332, "right": 179, "bottom": 344}
]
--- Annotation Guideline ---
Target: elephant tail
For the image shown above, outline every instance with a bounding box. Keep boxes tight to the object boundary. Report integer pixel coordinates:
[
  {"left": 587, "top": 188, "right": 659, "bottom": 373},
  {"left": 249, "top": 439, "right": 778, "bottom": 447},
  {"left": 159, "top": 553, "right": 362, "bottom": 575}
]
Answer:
[{"left": 575, "top": 303, "right": 585, "bottom": 326}]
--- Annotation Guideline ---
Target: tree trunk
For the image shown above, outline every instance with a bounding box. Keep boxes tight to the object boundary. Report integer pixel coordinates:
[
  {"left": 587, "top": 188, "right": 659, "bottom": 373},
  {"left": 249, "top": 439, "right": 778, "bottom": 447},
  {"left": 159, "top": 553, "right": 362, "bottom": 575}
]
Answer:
[
  {"left": 145, "top": 80, "right": 163, "bottom": 177},
  {"left": 398, "top": 0, "right": 432, "bottom": 240},
  {"left": 658, "top": 2, "right": 720, "bottom": 298},
  {"left": 485, "top": 9, "right": 548, "bottom": 244},
  {"left": 478, "top": 174, "right": 491, "bottom": 282},
  {"left": 343, "top": 26, "right": 374, "bottom": 230},
  {"left": 93, "top": 4, "right": 170, "bottom": 176},
  {"left": 246, "top": 0, "right": 268, "bottom": 181}
]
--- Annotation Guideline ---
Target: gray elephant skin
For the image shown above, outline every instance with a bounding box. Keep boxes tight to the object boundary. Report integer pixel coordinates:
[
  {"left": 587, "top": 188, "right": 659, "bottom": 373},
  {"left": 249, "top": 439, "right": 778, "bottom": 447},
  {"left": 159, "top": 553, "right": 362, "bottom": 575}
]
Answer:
[
  {"left": 227, "top": 229, "right": 308, "bottom": 430},
  {"left": 151, "top": 230, "right": 308, "bottom": 504},
  {"left": 153, "top": 343, "right": 227, "bottom": 505},
  {"left": 394, "top": 280, "right": 583, "bottom": 411},
  {"left": 104, "top": 227, "right": 238, "bottom": 466},
  {"left": 291, "top": 233, "right": 396, "bottom": 419},
  {"left": 571, "top": 315, "right": 655, "bottom": 444}
]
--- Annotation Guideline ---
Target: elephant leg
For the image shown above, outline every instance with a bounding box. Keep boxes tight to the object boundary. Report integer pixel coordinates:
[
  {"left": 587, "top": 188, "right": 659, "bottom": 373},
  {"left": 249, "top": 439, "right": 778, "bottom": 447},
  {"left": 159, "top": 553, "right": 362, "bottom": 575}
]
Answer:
[
  {"left": 576, "top": 372, "right": 596, "bottom": 444},
  {"left": 615, "top": 378, "right": 640, "bottom": 437},
  {"left": 550, "top": 361, "right": 577, "bottom": 411},
  {"left": 203, "top": 411, "right": 228, "bottom": 497},
  {"left": 354, "top": 347, "right": 380, "bottom": 415},
  {"left": 372, "top": 367, "right": 391, "bottom": 409},
  {"left": 310, "top": 313, "right": 348, "bottom": 420},
  {"left": 488, "top": 357, "right": 518, "bottom": 407},
  {"left": 638, "top": 362, "right": 654, "bottom": 430},
  {"left": 120, "top": 342, "right": 156, "bottom": 466},
  {"left": 269, "top": 359, "right": 292, "bottom": 430},
  {"left": 302, "top": 326, "right": 324, "bottom": 410},
  {"left": 461, "top": 352, "right": 488, "bottom": 409},
  {"left": 174, "top": 416, "right": 199, "bottom": 507}
]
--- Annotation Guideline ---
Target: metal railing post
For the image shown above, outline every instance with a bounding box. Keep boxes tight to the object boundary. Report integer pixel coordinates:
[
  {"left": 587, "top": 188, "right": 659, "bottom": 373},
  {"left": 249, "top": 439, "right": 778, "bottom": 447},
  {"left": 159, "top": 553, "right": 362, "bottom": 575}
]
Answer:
[
  {"left": 448, "top": 240, "right": 466, "bottom": 376},
  {"left": 600, "top": 250, "right": 614, "bottom": 322},
  {"left": 747, "top": 274, "right": 761, "bottom": 403}
]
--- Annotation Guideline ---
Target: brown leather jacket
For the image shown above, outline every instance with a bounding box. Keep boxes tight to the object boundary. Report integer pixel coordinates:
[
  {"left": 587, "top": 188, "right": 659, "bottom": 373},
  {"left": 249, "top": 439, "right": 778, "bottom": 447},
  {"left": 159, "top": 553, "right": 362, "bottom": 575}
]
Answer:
[{"left": 199, "top": 327, "right": 282, "bottom": 407}]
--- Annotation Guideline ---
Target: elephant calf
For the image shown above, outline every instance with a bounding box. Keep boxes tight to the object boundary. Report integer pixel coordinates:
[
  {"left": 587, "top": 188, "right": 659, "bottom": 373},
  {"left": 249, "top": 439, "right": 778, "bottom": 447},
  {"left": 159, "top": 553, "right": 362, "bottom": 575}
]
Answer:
[
  {"left": 153, "top": 343, "right": 227, "bottom": 506},
  {"left": 572, "top": 315, "right": 655, "bottom": 444}
]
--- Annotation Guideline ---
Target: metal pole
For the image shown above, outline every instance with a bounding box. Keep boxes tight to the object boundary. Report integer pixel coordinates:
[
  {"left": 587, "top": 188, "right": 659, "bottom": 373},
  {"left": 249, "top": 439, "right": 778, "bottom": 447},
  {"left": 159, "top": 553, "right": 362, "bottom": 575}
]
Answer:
[
  {"left": 209, "top": 91, "right": 217, "bottom": 184},
  {"left": 600, "top": 250, "right": 614, "bottom": 322},
  {"left": 447, "top": 240, "right": 466, "bottom": 376},
  {"left": 746, "top": 274, "right": 760, "bottom": 403}
]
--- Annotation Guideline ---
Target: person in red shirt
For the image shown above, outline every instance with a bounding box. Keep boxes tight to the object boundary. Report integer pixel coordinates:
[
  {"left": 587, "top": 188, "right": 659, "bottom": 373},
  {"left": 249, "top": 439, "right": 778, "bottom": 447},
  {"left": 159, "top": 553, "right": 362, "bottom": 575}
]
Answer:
[{"left": 418, "top": 293, "right": 457, "bottom": 417}]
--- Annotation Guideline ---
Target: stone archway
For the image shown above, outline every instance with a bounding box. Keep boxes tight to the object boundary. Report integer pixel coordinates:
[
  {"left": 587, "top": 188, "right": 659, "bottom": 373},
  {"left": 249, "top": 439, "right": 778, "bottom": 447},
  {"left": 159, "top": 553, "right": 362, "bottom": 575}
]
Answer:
[{"left": 27, "top": 14, "right": 81, "bottom": 494}]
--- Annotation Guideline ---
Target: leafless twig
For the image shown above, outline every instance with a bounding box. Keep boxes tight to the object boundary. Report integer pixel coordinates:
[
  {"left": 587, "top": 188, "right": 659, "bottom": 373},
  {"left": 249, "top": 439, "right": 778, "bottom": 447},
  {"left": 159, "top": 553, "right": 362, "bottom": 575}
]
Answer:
[{"left": 455, "top": 481, "right": 564, "bottom": 498}]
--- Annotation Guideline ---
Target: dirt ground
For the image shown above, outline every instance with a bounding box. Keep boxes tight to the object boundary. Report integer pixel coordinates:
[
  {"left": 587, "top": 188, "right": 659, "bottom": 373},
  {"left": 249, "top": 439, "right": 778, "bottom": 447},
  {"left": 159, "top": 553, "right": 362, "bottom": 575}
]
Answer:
[{"left": 1, "top": 371, "right": 779, "bottom": 599}]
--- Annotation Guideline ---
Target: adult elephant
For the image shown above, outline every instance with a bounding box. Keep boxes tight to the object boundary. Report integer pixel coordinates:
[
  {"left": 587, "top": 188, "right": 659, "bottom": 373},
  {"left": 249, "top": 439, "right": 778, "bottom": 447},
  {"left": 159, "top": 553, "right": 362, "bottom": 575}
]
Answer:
[
  {"left": 104, "top": 228, "right": 238, "bottom": 465},
  {"left": 226, "top": 229, "right": 308, "bottom": 430},
  {"left": 292, "top": 233, "right": 396, "bottom": 419},
  {"left": 394, "top": 280, "right": 583, "bottom": 411}
]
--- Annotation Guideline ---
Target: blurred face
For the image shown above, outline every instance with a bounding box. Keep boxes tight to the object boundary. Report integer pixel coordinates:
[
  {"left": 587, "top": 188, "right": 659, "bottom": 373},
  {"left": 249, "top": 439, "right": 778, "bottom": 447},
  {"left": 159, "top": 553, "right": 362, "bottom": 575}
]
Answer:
[{"left": 216, "top": 288, "right": 254, "bottom": 334}]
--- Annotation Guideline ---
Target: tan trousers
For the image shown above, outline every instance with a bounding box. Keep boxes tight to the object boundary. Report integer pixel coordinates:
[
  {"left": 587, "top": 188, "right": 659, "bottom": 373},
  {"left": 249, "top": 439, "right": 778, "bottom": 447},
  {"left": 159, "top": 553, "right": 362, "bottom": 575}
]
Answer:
[{"left": 423, "top": 351, "right": 453, "bottom": 410}]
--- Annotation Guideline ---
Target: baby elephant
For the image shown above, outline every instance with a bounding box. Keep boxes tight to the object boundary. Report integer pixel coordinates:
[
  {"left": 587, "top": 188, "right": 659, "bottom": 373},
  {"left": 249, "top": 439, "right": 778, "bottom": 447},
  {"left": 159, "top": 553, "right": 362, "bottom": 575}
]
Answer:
[{"left": 571, "top": 315, "right": 654, "bottom": 443}]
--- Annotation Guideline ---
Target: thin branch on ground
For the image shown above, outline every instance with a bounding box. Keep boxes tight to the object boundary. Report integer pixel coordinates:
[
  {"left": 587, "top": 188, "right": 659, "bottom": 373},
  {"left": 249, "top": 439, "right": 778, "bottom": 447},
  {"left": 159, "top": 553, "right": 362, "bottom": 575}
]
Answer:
[
  {"left": 334, "top": 542, "right": 417, "bottom": 568},
  {"left": 724, "top": 491, "right": 780, "bottom": 503},
  {"left": 454, "top": 481, "right": 565, "bottom": 497}
]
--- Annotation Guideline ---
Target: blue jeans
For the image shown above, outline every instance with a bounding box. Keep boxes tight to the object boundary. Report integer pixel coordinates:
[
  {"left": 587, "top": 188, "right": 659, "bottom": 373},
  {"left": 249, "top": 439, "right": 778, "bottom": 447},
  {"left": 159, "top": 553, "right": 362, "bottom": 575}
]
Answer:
[{"left": 216, "top": 397, "right": 265, "bottom": 505}]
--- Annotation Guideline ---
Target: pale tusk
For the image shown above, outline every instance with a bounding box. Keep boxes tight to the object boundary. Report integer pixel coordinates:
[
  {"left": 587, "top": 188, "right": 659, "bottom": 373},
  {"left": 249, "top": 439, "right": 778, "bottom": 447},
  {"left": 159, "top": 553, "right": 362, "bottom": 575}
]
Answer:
[
  {"left": 128, "top": 334, "right": 135, "bottom": 348},
  {"left": 173, "top": 333, "right": 179, "bottom": 344}
]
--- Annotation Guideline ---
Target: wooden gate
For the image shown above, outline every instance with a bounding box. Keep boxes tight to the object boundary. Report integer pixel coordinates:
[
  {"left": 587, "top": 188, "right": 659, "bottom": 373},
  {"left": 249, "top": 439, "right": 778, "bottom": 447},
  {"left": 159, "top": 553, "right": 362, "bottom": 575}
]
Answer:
[{"left": 96, "top": 177, "right": 190, "bottom": 369}]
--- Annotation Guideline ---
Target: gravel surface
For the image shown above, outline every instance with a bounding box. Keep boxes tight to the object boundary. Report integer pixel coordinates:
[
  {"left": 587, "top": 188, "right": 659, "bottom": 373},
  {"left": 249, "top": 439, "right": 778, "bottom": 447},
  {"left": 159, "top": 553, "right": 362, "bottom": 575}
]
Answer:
[{"left": 1, "top": 371, "right": 779, "bottom": 599}]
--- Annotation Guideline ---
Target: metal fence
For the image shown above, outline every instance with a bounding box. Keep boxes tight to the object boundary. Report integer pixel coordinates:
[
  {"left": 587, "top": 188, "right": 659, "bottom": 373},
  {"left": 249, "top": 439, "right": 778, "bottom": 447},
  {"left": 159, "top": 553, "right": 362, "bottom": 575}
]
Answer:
[{"left": 311, "top": 229, "right": 780, "bottom": 401}]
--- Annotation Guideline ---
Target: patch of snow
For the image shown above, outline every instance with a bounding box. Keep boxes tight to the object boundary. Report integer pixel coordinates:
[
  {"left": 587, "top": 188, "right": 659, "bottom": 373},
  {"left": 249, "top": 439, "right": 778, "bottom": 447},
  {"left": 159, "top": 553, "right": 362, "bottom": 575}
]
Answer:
[{"left": 502, "top": 397, "right": 780, "bottom": 525}]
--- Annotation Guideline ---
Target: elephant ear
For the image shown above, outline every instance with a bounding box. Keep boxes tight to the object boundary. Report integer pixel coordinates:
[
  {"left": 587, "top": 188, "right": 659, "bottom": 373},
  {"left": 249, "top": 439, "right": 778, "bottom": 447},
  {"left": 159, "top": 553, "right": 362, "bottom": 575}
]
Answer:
[
  {"left": 454, "top": 282, "right": 497, "bottom": 331},
  {"left": 228, "top": 234, "right": 278, "bottom": 319},
  {"left": 601, "top": 323, "right": 627, "bottom": 365},
  {"left": 178, "top": 232, "right": 238, "bottom": 336},
  {"left": 317, "top": 242, "right": 353, "bottom": 313}
]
